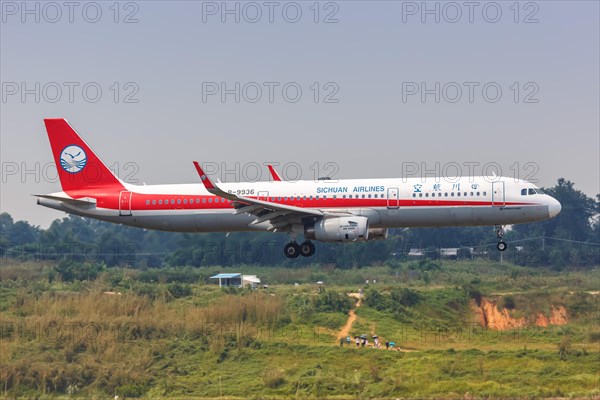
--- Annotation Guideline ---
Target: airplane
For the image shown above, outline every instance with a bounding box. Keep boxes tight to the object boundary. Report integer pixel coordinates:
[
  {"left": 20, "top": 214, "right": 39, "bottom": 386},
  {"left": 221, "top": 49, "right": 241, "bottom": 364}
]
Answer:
[{"left": 37, "top": 118, "right": 562, "bottom": 258}]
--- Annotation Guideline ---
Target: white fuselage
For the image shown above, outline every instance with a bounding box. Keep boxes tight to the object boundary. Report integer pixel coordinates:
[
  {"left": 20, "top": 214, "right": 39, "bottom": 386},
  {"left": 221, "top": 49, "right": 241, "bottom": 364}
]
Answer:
[{"left": 38, "top": 176, "right": 561, "bottom": 233}]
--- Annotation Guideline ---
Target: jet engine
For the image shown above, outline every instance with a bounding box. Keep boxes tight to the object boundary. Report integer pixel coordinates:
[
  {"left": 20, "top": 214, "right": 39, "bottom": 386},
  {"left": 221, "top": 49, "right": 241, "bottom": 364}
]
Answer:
[{"left": 304, "top": 216, "right": 369, "bottom": 242}]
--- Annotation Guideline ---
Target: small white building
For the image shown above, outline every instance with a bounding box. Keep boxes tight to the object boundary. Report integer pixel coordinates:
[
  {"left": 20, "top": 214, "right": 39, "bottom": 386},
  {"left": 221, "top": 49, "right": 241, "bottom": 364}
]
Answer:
[
  {"left": 210, "top": 273, "right": 261, "bottom": 288},
  {"left": 242, "top": 275, "right": 261, "bottom": 289},
  {"left": 439, "top": 248, "right": 459, "bottom": 258}
]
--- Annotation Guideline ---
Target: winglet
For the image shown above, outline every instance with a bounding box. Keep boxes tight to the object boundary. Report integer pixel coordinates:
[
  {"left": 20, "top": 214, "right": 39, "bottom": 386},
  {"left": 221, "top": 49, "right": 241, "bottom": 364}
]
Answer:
[
  {"left": 268, "top": 165, "right": 282, "bottom": 182},
  {"left": 193, "top": 161, "right": 216, "bottom": 190}
]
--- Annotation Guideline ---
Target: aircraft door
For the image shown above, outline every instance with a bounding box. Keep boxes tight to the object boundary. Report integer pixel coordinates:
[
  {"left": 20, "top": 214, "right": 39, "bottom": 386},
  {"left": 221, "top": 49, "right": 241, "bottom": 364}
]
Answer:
[
  {"left": 492, "top": 182, "right": 505, "bottom": 206},
  {"left": 257, "top": 191, "right": 269, "bottom": 201},
  {"left": 119, "top": 190, "right": 132, "bottom": 216},
  {"left": 387, "top": 187, "right": 399, "bottom": 209}
]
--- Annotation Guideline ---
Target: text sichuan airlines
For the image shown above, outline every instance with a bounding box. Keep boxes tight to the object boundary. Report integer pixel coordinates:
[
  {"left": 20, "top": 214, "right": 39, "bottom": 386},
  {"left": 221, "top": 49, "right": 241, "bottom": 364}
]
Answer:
[{"left": 317, "top": 186, "right": 385, "bottom": 194}]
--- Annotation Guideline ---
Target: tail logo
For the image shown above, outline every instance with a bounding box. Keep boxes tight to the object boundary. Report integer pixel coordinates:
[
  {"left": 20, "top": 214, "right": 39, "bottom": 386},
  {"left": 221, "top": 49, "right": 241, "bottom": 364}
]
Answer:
[{"left": 60, "top": 145, "right": 87, "bottom": 173}]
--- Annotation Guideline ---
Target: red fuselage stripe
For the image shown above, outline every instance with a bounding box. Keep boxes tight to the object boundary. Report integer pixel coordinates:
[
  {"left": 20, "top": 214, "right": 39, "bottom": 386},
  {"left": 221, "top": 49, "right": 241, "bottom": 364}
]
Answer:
[{"left": 68, "top": 191, "right": 537, "bottom": 211}]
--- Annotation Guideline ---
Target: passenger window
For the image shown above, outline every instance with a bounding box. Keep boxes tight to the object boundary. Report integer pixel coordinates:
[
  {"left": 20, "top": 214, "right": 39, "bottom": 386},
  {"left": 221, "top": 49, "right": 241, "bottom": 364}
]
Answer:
[
  {"left": 184, "top": 199, "right": 188, "bottom": 204},
  {"left": 202, "top": 198, "right": 206, "bottom": 203},
  {"left": 413, "top": 193, "right": 416, "bottom": 198},
  {"left": 146, "top": 200, "right": 150, "bottom": 205},
  {"left": 158, "top": 200, "right": 163, "bottom": 205},
  {"left": 171, "top": 199, "right": 175, "bottom": 205},
  {"left": 477, "top": 192, "right": 480, "bottom": 196},
  {"left": 483, "top": 191, "right": 487, "bottom": 196},
  {"left": 152, "top": 200, "right": 156, "bottom": 205}
]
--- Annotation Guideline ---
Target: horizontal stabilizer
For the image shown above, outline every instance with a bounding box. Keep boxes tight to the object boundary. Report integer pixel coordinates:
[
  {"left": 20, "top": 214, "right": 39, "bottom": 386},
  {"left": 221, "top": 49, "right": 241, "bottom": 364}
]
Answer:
[{"left": 34, "top": 194, "right": 97, "bottom": 206}]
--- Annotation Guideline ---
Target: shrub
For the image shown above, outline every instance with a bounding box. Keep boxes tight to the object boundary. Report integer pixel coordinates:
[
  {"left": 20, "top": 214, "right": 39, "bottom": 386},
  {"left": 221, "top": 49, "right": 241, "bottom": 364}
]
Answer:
[
  {"left": 168, "top": 282, "right": 192, "bottom": 298},
  {"left": 588, "top": 332, "right": 600, "bottom": 343},
  {"left": 391, "top": 287, "right": 421, "bottom": 307},
  {"left": 116, "top": 383, "right": 147, "bottom": 398},
  {"left": 503, "top": 295, "right": 516, "bottom": 310},
  {"left": 263, "top": 368, "right": 285, "bottom": 388},
  {"left": 313, "top": 290, "right": 354, "bottom": 313}
]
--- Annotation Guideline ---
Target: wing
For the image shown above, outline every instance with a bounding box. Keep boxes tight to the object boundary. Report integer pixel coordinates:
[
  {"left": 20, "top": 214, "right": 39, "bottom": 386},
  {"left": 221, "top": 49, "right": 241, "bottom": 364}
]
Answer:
[{"left": 193, "top": 161, "right": 345, "bottom": 231}]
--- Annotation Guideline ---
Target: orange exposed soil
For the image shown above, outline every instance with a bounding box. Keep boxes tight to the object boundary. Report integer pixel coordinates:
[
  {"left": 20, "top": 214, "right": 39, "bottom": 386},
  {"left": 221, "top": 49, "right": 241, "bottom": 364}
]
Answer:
[{"left": 474, "top": 298, "right": 569, "bottom": 330}]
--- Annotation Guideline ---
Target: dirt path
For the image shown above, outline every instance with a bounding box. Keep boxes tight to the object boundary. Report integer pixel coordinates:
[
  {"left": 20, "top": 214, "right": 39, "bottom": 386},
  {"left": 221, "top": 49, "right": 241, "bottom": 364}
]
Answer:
[
  {"left": 337, "top": 293, "right": 362, "bottom": 341},
  {"left": 336, "top": 293, "right": 419, "bottom": 352}
]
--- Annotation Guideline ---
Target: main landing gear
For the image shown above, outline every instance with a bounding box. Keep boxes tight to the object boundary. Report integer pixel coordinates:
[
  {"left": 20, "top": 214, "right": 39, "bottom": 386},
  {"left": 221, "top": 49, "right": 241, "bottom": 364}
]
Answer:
[
  {"left": 284, "top": 240, "right": 315, "bottom": 258},
  {"left": 495, "top": 225, "right": 507, "bottom": 251}
]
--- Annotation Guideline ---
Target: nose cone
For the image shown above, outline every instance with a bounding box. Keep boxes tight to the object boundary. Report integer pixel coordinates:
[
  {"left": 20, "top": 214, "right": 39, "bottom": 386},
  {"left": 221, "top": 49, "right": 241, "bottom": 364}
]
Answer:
[{"left": 548, "top": 197, "right": 562, "bottom": 218}]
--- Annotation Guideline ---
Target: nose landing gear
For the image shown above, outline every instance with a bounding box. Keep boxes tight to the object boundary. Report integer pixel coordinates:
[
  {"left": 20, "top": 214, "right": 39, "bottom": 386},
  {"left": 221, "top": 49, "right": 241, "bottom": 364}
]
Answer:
[{"left": 495, "top": 225, "right": 507, "bottom": 251}]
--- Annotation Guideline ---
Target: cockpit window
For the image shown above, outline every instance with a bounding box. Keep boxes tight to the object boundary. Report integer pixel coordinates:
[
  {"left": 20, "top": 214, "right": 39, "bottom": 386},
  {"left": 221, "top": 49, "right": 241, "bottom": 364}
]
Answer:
[
  {"left": 521, "top": 189, "right": 527, "bottom": 196},
  {"left": 535, "top": 188, "right": 545, "bottom": 194},
  {"left": 528, "top": 188, "right": 536, "bottom": 195}
]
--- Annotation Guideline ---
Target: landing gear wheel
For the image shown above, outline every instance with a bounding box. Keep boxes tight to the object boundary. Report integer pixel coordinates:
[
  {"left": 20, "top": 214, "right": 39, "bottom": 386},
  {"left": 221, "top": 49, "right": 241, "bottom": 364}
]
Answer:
[
  {"left": 300, "top": 241, "right": 316, "bottom": 257},
  {"left": 494, "top": 225, "right": 507, "bottom": 252},
  {"left": 284, "top": 242, "right": 301, "bottom": 258}
]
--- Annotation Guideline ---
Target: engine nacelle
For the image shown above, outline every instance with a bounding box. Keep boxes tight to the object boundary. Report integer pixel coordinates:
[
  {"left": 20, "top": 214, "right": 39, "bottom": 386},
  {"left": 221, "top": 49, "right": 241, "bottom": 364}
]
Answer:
[
  {"left": 367, "top": 227, "right": 388, "bottom": 241},
  {"left": 305, "top": 216, "right": 369, "bottom": 242}
]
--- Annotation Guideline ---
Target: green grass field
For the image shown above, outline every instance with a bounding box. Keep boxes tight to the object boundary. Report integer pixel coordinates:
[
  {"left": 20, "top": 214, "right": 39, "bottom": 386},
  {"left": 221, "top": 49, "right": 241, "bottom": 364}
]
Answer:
[{"left": 0, "top": 260, "right": 598, "bottom": 398}]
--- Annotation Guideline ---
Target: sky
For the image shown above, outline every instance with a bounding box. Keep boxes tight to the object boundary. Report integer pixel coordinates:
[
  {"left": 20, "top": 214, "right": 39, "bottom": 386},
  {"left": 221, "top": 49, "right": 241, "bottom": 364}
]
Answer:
[{"left": 1, "top": 0, "right": 599, "bottom": 227}]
